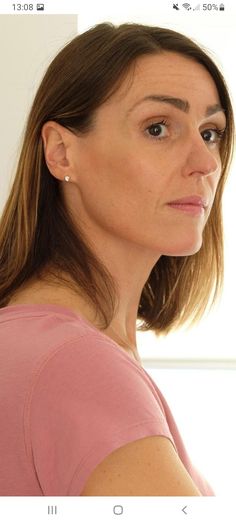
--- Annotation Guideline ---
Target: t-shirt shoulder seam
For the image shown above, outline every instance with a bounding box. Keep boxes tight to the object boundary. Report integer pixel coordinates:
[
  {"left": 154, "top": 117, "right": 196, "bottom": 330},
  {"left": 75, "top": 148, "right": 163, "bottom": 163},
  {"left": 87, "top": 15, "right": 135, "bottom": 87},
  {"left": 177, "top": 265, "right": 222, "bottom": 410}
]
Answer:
[
  {"left": 23, "top": 332, "right": 149, "bottom": 462},
  {"left": 23, "top": 332, "right": 119, "bottom": 466}
]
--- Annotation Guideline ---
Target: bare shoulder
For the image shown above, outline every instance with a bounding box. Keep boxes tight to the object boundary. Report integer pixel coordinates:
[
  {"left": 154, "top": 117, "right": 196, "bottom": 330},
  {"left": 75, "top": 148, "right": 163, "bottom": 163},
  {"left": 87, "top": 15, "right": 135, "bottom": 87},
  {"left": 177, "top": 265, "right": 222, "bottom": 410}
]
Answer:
[{"left": 80, "top": 435, "right": 202, "bottom": 496}]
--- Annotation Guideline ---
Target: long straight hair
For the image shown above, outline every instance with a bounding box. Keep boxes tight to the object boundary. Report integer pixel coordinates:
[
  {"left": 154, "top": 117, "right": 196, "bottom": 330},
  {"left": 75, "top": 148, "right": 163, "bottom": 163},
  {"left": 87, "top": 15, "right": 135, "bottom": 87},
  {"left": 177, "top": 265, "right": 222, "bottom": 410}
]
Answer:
[{"left": 0, "top": 22, "right": 234, "bottom": 335}]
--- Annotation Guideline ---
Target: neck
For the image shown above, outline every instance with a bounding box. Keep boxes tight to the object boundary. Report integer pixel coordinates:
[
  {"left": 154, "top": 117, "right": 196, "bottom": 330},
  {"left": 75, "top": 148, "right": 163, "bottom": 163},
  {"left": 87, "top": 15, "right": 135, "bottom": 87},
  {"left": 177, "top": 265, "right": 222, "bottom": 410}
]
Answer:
[{"left": 92, "top": 243, "right": 159, "bottom": 349}]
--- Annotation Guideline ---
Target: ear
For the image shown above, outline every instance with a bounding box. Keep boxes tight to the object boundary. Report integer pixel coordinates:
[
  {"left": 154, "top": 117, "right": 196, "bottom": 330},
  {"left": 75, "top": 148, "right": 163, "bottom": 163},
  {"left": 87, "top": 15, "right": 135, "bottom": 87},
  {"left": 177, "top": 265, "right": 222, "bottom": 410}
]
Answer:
[{"left": 41, "top": 121, "right": 72, "bottom": 181}]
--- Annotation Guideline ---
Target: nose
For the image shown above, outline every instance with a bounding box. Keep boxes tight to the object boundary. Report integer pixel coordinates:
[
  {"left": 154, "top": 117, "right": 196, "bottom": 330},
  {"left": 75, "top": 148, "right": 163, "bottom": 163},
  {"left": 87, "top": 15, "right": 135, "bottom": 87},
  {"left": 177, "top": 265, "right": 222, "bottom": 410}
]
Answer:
[{"left": 183, "top": 132, "right": 220, "bottom": 177}]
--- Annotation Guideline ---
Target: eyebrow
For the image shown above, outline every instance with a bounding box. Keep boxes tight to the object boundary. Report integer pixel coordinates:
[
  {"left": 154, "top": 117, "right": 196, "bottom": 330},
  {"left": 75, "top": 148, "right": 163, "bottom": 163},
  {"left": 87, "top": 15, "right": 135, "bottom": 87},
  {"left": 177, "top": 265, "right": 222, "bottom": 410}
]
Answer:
[{"left": 126, "top": 95, "right": 225, "bottom": 117}]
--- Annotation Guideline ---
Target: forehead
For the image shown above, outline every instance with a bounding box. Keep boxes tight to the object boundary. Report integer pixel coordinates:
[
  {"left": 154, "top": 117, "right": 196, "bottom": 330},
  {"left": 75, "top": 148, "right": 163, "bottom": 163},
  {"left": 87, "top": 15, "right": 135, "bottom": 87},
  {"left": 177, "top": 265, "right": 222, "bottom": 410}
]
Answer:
[{"left": 105, "top": 51, "right": 221, "bottom": 111}]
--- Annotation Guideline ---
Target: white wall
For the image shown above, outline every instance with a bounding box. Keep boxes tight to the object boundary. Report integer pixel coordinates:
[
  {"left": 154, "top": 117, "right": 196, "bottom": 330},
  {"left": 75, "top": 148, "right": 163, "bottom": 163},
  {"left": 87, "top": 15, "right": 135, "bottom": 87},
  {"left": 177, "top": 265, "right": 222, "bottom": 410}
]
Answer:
[{"left": 0, "top": 15, "right": 78, "bottom": 212}]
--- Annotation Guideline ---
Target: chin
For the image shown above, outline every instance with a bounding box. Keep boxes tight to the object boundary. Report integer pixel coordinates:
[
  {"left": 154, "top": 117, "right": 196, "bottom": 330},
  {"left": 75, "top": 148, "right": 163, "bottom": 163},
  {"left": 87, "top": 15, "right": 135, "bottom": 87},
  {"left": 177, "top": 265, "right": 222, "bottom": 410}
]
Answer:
[{"left": 163, "top": 239, "right": 203, "bottom": 257}]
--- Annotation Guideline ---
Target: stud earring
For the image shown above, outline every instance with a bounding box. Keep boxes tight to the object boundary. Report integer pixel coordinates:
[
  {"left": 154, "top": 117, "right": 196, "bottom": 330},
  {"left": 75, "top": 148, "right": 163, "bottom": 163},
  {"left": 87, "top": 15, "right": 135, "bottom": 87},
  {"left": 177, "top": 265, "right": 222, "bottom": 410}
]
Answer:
[{"left": 64, "top": 176, "right": 71, "bottom": 182}]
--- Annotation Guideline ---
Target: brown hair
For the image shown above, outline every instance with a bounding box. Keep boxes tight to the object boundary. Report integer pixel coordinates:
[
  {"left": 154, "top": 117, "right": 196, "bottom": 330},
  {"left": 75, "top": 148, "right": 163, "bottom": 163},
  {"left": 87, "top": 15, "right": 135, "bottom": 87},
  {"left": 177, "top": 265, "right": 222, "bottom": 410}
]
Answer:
[{"left": 0, "top": 22, "right": 234, "bottom": 335}]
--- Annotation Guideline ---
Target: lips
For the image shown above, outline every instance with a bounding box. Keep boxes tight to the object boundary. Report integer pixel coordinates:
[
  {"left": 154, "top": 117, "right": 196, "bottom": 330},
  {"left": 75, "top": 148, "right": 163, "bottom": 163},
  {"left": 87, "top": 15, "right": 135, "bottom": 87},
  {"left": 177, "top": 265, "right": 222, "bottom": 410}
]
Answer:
[{"left": 168, "top": 195, "right": 208, "bottom": 209}]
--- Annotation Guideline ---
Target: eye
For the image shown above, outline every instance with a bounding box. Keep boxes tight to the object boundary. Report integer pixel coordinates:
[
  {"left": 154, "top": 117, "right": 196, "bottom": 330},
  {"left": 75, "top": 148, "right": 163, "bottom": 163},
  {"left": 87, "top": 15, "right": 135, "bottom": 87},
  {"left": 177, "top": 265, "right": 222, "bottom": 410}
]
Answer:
[
  {"left": 201, "top": 127, "right": 226, "bottom": 144},
  {"left": 146, "top": 120, "right": 169, "bottom": 140}
]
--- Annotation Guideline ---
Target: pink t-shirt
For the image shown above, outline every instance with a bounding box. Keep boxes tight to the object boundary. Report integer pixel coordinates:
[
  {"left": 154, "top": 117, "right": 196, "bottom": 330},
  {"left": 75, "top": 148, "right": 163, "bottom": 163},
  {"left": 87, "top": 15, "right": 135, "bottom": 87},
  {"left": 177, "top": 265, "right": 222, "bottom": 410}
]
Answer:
[{"left": 0, "top": 304, "right": 214, "bottom": 496}]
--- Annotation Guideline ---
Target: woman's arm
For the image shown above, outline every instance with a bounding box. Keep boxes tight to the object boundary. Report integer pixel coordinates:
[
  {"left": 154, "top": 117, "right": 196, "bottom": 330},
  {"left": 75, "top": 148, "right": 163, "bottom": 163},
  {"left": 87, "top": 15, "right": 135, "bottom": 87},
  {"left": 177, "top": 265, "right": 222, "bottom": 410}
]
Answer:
[{"left": 80, "top": 435, "right": 202, "bottom": 496}]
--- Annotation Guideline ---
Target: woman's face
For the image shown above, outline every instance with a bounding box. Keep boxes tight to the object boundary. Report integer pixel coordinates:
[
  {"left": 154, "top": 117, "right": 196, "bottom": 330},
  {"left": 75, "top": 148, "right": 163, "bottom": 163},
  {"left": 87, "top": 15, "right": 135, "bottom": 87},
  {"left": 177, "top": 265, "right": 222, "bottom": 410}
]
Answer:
[{"left": 67, "top": 51, "right": 226, "bottom": 257}]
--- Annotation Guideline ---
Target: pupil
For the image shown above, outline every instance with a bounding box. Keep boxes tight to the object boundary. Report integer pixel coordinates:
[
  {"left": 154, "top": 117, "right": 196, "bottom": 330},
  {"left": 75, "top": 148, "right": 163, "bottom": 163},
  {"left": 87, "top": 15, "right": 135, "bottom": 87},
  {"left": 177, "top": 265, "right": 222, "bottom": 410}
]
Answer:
[
  {"left": 203, "top": 130, "right": 211, "bottom": 141},
  {"left": 150, "top": 124, "right": 161, "bottom": 136}
]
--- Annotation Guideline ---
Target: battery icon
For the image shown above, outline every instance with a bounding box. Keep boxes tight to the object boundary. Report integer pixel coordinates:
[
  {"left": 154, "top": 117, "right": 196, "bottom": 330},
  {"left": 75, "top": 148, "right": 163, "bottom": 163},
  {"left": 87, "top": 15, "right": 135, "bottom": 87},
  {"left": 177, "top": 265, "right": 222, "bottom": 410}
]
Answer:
[
  {"left": 37, "top": 3, "right": 44, "bottom": 10},
  {"left": 219, "top": 3, "right": 225, "bottom": 9}
]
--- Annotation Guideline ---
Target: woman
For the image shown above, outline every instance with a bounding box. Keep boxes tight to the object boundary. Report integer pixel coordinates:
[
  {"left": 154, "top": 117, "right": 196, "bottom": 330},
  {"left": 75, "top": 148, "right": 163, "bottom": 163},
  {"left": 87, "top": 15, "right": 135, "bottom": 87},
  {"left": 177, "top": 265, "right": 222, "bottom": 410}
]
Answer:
[{"left": 0, "top": 22, "right": 234, "bottom": 496}]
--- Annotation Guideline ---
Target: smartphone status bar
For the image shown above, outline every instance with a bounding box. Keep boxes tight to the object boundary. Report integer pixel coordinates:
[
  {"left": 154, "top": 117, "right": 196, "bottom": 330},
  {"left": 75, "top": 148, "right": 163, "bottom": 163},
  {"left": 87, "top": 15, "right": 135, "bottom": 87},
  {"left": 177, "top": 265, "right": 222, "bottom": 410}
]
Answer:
[{"left": 0, "top": 1, "right": 234, "bottom": 15}]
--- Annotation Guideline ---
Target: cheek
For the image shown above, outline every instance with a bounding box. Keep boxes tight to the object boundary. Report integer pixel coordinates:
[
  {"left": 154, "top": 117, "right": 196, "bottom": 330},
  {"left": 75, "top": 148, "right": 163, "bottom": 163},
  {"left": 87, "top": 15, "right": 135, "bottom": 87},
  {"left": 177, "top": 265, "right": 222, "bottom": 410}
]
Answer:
[
  {"left": 86, "top": 145, "right": 158, "bottom": 204},
  {"left": 209, "top": 165, "right": 222, "bottom": 202},
  {"left": 216, "top": 165, "right": 223, "bottom": 186},
  {"left": 78, "top": 146, "right": 166, "bottom": 237}
]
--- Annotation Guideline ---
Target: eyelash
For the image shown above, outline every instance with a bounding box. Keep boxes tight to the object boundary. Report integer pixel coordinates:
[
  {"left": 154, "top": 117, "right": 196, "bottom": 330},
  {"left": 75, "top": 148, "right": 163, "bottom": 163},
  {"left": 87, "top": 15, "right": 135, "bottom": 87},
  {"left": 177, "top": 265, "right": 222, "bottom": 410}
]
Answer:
[{"left": 146, "top": 119, "right": 226, "bottom": 144}]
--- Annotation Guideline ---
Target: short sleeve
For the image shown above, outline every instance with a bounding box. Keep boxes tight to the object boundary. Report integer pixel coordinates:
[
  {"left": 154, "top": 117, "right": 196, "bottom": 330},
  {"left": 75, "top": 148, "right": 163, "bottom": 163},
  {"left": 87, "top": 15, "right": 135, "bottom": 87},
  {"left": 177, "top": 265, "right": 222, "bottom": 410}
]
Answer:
[{"left": 27, "top": 334, "right": 176, "bottom": 495}]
